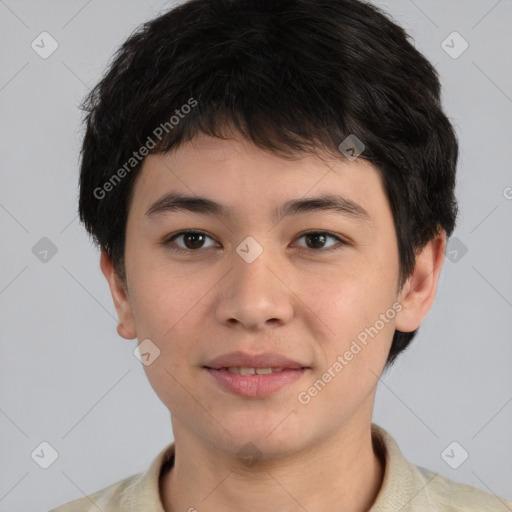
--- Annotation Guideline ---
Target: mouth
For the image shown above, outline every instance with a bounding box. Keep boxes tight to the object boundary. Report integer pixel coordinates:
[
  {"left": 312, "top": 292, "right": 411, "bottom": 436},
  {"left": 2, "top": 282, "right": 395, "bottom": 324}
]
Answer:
[
  {"left": 204, "top": 366, "right": 296, "bottom": 374},
  {"left": 204, "top": 351, "right": 307, "bottom": 371},
  {"left": 202, "top": 351, "right": 310, "bottom": 398},
  {"left": 203, "top": 365, "right": 309, "bottom": 398}
]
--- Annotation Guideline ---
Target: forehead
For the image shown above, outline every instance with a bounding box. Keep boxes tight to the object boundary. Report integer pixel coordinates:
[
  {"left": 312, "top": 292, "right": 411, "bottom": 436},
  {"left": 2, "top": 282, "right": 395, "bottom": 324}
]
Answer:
[{"left": 130, "top": 132, "right": 389, "bottom": 226}]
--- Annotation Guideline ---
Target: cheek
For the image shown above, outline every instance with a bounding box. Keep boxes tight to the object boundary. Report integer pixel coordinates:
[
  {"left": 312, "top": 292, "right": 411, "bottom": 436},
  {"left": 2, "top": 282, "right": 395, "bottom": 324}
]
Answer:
[
  {"left": 298, "top": 277, "right": 396, "bottom": 421},
  {"left": 129, "top": 268, "right": 205, "bottom": 408},
  {"left": 303, "top": 248, "right": 398, "bottom": 371},
  {"left": 320, "top": 284, "right": 396, "bottom": 368},
  {"left": 126, "top": 250, "right": 204, "bottom": 336},
  {"left": 312, "top": 255, "right": 397, "bottom": 327}
]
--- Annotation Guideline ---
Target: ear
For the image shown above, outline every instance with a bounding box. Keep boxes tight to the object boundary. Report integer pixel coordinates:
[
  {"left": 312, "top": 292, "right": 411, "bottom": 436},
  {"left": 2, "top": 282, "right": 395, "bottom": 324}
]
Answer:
[
  {"left": 394, "top": 229, "right": 447, "bottom": 332},
  {"left": 100, "top": 251, "right": 137, "bottom": 340}
]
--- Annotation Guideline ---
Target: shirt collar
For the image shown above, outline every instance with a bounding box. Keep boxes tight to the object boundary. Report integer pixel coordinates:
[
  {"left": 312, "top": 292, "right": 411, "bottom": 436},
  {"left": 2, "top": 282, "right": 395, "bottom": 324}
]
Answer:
[
  {"left": 369, "top": 423, "right": 434, "bottom": 511},
  {"left": 120, "top": 423, "right": 427, "bottom": 511}
]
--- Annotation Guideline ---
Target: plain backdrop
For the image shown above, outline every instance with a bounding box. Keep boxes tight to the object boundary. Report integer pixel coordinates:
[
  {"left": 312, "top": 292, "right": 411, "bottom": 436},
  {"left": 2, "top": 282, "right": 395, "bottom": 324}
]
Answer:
[{"left": 0, "top": 0, "right": 511, "bottom": 510}]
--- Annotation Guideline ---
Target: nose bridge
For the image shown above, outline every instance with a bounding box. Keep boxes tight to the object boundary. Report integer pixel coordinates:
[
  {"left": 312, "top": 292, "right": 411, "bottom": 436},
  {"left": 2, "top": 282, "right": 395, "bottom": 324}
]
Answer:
[
  {"left": 235, "top": 238, "right": 275, "bottom": 294},
  {"left": 215, "top": 235, "right": 294, "bottom": 329}
]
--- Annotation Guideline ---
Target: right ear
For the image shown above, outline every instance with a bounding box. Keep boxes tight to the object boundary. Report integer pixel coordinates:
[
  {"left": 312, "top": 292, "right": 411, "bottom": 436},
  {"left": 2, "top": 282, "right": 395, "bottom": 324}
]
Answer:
[{"left": 100, "top": 251, "right": 137, "bottom": 340}]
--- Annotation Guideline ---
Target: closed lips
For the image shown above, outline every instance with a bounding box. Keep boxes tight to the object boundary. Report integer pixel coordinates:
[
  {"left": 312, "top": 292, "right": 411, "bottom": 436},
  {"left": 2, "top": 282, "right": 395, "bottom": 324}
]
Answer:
[
  {"left": 213, "top": 367, "right": 287, "bottom": 374},
  {"left": 203, "top": 351, "right": 308, "bottom": 371}
]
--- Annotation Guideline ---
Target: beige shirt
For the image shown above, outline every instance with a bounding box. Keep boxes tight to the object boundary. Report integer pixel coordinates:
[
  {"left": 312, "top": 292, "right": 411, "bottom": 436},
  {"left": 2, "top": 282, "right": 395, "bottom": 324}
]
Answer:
[{"left": 50, "top": 423, "right": 512, "bottom": 511}]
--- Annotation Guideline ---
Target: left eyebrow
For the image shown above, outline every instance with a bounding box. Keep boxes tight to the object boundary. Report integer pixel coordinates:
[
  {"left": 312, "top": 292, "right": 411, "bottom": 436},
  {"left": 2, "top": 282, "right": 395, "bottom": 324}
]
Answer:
[{"left": 145, "top": 192, "right": 371, "bottom": 223}]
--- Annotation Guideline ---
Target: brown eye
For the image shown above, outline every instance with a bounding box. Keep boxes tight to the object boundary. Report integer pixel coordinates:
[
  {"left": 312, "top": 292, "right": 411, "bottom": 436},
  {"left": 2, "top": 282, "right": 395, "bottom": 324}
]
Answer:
[
  {"left": 295, "top": 231, "right": 346, "bottom": 252},
  {"left": 181, "top": 232, "right": 207, "bottom": 249},
  {"left": 164, "top": 230, "right": 218, "bottom": 253},
  {"left": 304, "top": 232, "right": 327, "bottom": 249}
]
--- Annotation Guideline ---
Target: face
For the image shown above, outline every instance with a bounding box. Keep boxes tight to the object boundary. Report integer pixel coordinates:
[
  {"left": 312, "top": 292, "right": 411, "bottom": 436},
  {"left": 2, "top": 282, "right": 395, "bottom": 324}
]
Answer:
[{"left": 102, "top": 130, "right": 444, "bottom": 459}]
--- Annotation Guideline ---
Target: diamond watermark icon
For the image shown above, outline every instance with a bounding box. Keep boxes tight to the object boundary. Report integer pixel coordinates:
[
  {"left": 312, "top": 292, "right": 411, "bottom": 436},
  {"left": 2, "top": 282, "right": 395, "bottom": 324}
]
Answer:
[
  {"left": 31, "top": 441, "right": 59, "bottom": 469},
  {"left": 236, "top": 236, "right": 263, "bottom": 264},
  {"left": 441, "top": 31, "right": 468, "bottom": 59},
  {"left": 237, "top": 442, "right": 263, "bottom": 467},
  {"left": 441, "top": 441, "right": 469, "bottom": 469},
  {"left": 32, "top": 237, "right": 58, "bottom": 263},
  {"left": 134, "top": 338, "right": 161, "bottom": 366},
  {"left": 338, "top": 134, "right": 365, "bottom": 161},
  {"left": 446, "top": 236, "right": 468, "bottom": 263},
  {"left": 31, "top": 32, "right": 59, "bottom": 59}
]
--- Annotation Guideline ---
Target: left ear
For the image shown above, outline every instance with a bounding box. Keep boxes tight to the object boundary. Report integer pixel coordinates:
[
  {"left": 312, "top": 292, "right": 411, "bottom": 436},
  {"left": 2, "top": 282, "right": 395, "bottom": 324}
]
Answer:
[
  {"left": 395, "top": 228, "right": 447, "bottom": 332},
  {"left": 100, "top": 251, "right": 138, "bottom": 340}
]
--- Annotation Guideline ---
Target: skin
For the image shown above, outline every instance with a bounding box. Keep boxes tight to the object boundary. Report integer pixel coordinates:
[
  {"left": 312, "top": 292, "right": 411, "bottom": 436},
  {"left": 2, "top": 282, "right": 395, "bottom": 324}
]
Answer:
[{"left": 101, "top": 129, "right": 446, "bottom": 512}]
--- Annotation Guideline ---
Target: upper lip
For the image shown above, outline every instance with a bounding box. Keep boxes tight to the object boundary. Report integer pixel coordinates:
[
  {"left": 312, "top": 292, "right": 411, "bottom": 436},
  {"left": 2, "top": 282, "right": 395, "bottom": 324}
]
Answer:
[{"left": 204, "top": 351, "right": 307, "bottom": 370}]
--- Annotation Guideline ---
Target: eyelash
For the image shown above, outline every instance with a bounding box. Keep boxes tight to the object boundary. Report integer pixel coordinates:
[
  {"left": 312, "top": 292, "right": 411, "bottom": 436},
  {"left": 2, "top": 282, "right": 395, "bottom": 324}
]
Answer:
[{"left": 162, "top": 229, "right": 347, "bottom": 255}]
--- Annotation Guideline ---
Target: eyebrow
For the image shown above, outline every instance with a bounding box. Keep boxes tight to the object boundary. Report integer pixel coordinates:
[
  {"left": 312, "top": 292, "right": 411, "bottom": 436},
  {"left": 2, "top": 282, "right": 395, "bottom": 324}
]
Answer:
[{"left": 145, "top": 192, "right": 371, "bottom": 223}]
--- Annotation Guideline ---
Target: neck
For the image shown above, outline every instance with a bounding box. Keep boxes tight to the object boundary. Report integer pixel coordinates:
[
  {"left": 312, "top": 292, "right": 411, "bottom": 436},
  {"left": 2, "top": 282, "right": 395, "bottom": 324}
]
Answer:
[{"left": 160, "top": 420, "right": 385, "bottom": 512}]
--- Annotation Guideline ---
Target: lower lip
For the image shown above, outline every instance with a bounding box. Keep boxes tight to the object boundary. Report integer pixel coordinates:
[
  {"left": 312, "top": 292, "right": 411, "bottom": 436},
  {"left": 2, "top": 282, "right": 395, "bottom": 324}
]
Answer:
[{"left": 205, "top": 368, "right": 308, "bottom": 398}]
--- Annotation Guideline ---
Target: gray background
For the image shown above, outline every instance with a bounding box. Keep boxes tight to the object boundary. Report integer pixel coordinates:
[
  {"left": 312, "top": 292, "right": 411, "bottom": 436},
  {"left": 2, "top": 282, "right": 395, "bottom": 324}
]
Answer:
[{"left": 0, "top": 0, "right": 511, "bottom": 510}]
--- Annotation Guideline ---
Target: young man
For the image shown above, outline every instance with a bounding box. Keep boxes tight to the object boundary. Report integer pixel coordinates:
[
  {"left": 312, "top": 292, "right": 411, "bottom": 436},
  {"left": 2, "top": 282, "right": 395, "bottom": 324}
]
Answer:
[{"left": 51, "top": 0, "right": 512, "bottom": 510}]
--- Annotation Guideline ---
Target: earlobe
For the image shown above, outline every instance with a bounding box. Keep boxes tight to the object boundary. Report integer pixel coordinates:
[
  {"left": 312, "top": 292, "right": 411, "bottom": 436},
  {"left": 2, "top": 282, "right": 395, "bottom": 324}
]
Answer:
[
  {"left": 394, "top": 229, "right": 447, "bottom": 333},
  {"left": 99, "top": 251, "right": 137, "bottom": 340}
]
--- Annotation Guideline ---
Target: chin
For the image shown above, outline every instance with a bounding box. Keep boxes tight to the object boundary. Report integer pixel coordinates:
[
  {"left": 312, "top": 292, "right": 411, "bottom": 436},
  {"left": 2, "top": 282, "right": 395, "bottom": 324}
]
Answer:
[{"left": 212, "top": 415, "right": 308, "bottom": 454}]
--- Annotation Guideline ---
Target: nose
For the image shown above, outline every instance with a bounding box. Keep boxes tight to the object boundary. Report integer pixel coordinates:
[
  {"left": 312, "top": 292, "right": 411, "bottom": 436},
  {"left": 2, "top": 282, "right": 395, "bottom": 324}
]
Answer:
[{"left": 214, "top": 244, "right": 295, "bottom": 331}]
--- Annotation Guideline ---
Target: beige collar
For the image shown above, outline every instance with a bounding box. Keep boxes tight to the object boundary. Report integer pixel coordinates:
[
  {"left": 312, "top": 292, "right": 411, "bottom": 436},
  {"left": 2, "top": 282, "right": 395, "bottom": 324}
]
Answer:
[{"left": 116, "top": 423, "right": 425, "bottom": 510}]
